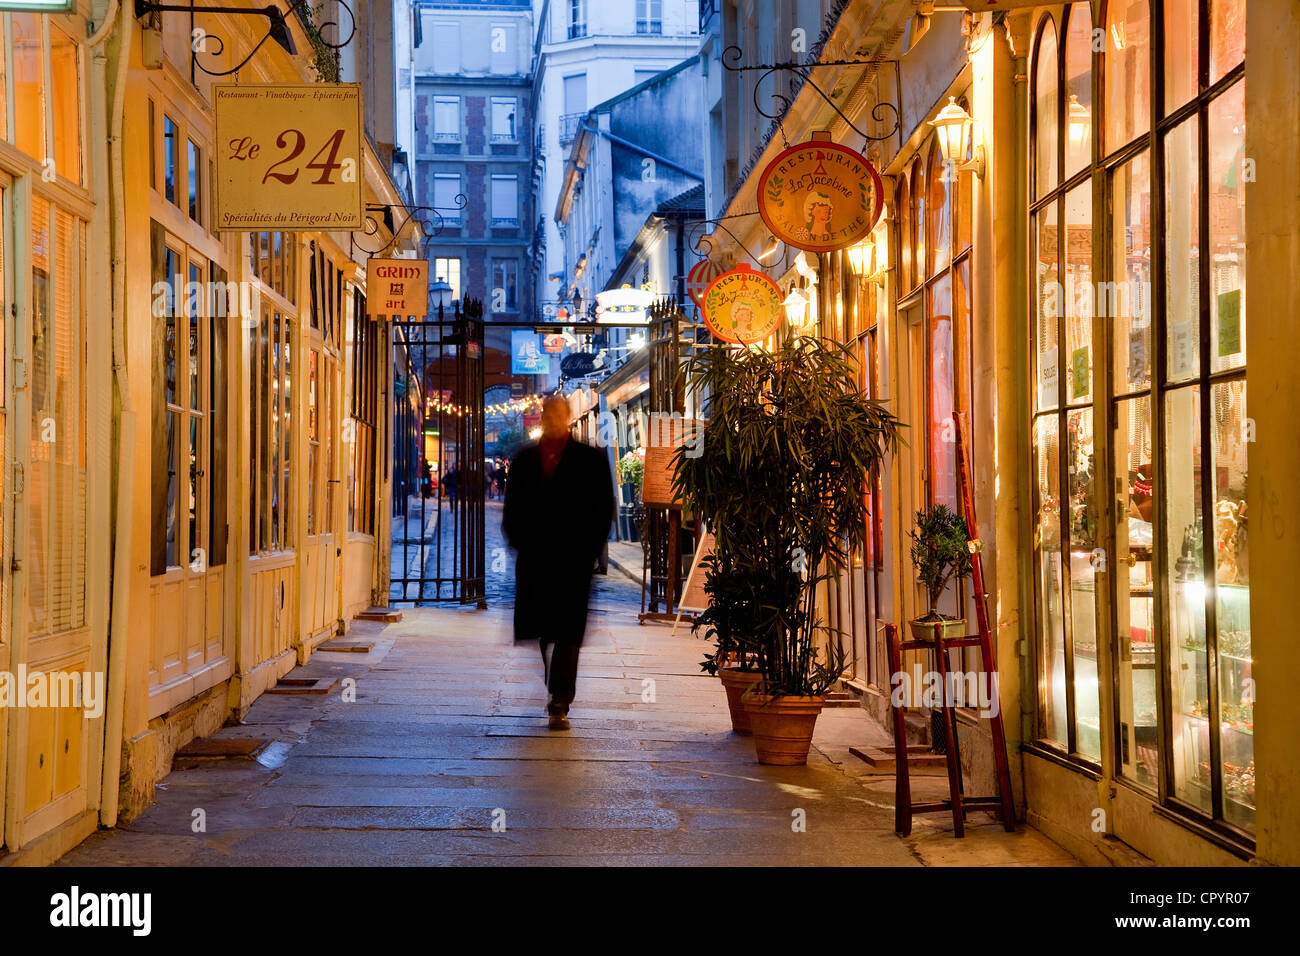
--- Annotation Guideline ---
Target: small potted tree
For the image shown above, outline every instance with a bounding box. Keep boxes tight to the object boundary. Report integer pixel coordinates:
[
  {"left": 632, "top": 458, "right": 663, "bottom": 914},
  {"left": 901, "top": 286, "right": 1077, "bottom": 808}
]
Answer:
[
  {"left": 617, "top": 449, "right": 644, "bottom": 540},
  {"left": 692, "top": 547, "right": 764, "bottom": 734},
  {"left": 908, "top": 504, "right": 973, "bottom": 642},
  {"left": 675, "top": 332, "right": 903, "bottom": 764}
]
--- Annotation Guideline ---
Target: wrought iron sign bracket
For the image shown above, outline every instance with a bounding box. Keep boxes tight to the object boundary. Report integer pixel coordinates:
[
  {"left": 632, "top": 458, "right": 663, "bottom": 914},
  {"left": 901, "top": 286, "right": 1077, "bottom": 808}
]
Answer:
[
  {"left": 133, "top": 0, "right": 356, "bottom": 78},
  {"left": 721, "top": 45, "right": 901, "bottom": 144},
  {"left": 350, "top": 195, "right": 468, "bottom": 260},
  {"left": 685, "top": 213, "right": 764, "bottom": 265}
]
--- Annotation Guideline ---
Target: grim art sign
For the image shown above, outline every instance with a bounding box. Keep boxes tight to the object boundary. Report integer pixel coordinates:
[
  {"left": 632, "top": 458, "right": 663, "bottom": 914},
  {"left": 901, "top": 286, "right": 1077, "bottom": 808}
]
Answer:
[
  {"left": 701, "top": 263, "right": 784, "bottom": 345},
  {"left": 366, "top": 258, "right": 428, "bottom": 318},
  {"left": 214, "top": 84, "right": 364, "bottom": 232},
  {"left": 757, "top": 133, "right": 884, "bottom": 253}
]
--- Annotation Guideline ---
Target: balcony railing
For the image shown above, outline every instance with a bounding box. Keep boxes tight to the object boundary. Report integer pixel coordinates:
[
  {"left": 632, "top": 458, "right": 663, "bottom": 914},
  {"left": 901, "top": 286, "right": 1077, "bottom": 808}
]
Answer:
[{"left": 558, "top": 112, "right": 586, "bottom": 146}]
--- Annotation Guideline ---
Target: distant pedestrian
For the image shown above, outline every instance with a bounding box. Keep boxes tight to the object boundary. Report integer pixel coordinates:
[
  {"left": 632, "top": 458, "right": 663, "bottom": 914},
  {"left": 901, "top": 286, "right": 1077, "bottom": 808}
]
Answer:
[
  {"left": 443, "top": 465, "right": 459, "bottom": 509},
  {"left": 503, "top": 395, "right": 615, "bottom": 730}
]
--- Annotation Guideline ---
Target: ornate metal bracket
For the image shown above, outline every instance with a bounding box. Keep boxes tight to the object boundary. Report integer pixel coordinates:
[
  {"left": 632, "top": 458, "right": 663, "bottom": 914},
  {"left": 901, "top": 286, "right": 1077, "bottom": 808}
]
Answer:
[
  {"left": 685, "top": 213, "right": 767, "bottom": 265},
  {"left": 134, "top": 0, "right": 356, "bottom": 79},
  {"left": 721, "top": 45, "right": 900, "bottom": 143},
  {"left": 349, "top": 194, "right": 468, "bottom": 260}
]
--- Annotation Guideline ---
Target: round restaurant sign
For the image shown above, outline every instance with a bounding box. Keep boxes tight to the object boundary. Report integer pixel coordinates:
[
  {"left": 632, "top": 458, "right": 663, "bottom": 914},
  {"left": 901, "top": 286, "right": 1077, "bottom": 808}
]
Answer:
[
  {"left": 757, "top": 137, "right": 884, "bottom": 253},
  {"left": 686, "top": 258, "right": 723, "bottom": 307},
  {"left": 701, "top": 263, "right": 784, "bottom": 345}
]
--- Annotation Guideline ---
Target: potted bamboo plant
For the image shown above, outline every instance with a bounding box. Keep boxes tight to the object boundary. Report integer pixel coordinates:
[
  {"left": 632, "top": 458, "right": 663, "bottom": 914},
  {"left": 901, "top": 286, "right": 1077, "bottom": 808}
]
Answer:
[
  {"left": 674, "top": 332, "right": 903, "bottom": 765},
  {"left": 908, "top": 504, "right": 972, "bottom": 642}
]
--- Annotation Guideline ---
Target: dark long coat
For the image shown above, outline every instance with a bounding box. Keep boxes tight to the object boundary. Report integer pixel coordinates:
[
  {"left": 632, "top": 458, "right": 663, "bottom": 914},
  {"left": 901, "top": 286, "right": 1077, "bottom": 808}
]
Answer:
[{"left": 503, "top": 437, "right": 615, "bottom": 648}]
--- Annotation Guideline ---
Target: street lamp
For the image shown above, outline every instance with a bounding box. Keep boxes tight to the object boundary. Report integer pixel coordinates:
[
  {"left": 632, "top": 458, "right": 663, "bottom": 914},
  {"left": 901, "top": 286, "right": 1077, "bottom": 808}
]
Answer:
[
  {"left": 930, "top": 96, "right": 986, "bottom": 179},
  {"left": 782, "top": 287, "right": 809, "bottom": 328},
  {"left": 430, "top": 277, "right": 454, "bottom": 318}
]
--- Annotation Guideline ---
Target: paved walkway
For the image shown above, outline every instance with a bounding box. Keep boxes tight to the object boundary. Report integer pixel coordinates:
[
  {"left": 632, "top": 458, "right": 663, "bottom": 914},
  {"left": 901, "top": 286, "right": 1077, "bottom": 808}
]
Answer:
[{"left": 59, "top": 573, "right": 1079, "bottom": 866}]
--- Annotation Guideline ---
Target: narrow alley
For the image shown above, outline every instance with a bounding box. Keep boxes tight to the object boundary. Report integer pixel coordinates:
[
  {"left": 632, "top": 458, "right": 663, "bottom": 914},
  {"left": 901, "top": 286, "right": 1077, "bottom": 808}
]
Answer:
[{"left": 57, "top": 570, "right": 1074, "bottom": 867}]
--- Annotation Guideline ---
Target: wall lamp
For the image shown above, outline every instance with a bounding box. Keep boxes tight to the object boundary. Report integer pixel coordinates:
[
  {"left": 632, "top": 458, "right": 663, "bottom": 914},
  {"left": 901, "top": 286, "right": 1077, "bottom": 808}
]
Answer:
[
  {"left": 134, "top": 1, "right": 298, "bottom": 55},
  {"left": 930, "top": 96, "right": 986, "bottom": 179}
]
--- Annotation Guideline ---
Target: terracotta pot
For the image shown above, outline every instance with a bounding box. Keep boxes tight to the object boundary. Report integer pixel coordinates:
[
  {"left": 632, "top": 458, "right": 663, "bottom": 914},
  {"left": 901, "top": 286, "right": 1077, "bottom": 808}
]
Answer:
[
  {"left": 717, "top": 667, "right": 763, "bottom": 735},
  {"left": 742, "top": 693, "right": 825, "bottom": 765}
]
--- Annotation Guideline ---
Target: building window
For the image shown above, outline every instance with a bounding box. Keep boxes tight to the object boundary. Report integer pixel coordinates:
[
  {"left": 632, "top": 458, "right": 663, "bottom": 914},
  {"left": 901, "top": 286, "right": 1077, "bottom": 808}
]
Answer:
[
  {"left": 636, "top": 0, "right": 663, "bottom": 34},
  {"left": 433, "top": 173, "right": 462, "bottom": 224},
  {"left": 163, "top": 114, "right": 179, "bottom": 207},
  {"left": 1029, "top": 0, "right": 1250, "bottom": 837},
  {"left": 28, "top": 196, "right": 89, "bottom": 634},
  {"left": 568, "top": 0, "right": 586, "bottom": 38},
  {"left": 187, "top": 139, "right": 203, "bottom": 224},
  {"left": 892, "top": 103, "right": 976, "bottom": 689},
  {"left": 490, "top": 175, "right": 519, "bottom": 226},
  {"left": 348, "top": 289, "right": 378, "bottom": 535},
  {"left": 434, "top": 257, "right": 462, "bottom": 303},
  {"left": 491, "top": 96, "right": 518, "bottom": 141},
  {"left": 433, "top": 95, "right": 460, "bottom": 142},
  {"left": 492, "top": 259, "right": 518, "bottom": 313},
  {"left": 8, "top": 13, "right": 83, "bottom": 183}
]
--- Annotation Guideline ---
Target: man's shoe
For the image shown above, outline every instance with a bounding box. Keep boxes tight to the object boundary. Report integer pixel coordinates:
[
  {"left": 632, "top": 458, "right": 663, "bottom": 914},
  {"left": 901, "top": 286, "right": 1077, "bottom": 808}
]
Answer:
[{"left": 547, "top": 712, "right": 570, "bottom": 731}]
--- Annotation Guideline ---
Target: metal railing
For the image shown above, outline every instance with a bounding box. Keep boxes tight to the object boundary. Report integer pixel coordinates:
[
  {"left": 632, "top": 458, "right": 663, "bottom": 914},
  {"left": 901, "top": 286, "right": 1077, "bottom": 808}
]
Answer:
[{"left": 558, "top": 112, "right": 586, "bottom": 146}]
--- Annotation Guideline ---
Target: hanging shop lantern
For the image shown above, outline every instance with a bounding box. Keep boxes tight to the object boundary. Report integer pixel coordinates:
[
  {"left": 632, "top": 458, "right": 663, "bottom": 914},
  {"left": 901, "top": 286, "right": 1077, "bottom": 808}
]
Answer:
[
  {"left": 756, "top": 132, "right": 885, "bottom": 253},
  {"left": 686, "top": 258, "right": 723, "bottom": 307},
  {"left": 701, "top": 263, "right": 785, "bottom": 345}
]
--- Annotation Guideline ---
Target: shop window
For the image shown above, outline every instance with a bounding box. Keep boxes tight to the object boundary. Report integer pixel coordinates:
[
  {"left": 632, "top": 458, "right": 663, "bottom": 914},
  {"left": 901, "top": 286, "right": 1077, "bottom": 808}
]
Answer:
[
  {"left": 188, "top": 140, "right": 203, "bottom": 224},
  {"left": 12, "top": 13, "right": 46, "bottom": 163},
  {"left": 349, "top": 289, "right": 378, "bottom": 536},
  {"left": 50, "top": 26, "right": 81, "bottom": 185},
  {"left": 1030, "top": 0, "right": 1249, "bottom": 837},
  {"left": 149, "top": 223, "right": 226, "bottom": 573},
  {"left": 27, "top": 196, "right": 88, "bottom": 637},
  {"left": 1104, "top": 0, "right": 1151, "bottom": 153},
  {"left": 896, "top": 124, "right": 977, "bottom": 679},
  {"left": 163, "top": 114, "right": 179, "bottom": 207},
  {"left": 249, "top": 231, "right": 297, "bottom": 301}
]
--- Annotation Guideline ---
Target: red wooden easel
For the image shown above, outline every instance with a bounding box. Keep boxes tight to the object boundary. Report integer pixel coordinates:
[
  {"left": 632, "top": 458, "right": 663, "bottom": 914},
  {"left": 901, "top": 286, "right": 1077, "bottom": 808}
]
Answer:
[{"left": 885, "top": 413, "right": 1016, "bottom": 837}]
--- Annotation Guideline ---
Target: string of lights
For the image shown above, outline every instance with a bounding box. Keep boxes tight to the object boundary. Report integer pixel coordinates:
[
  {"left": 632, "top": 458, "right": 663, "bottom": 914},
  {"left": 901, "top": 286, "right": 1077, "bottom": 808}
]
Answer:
[{"left": 423, "top": 395, "right": 545, "bottom": 418}]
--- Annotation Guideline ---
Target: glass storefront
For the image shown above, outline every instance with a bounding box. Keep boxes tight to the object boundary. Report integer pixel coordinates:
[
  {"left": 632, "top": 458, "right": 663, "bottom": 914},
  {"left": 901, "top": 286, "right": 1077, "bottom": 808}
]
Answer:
[{"left": 1029, "top": 0, "right": 1249, "bottom": 839}]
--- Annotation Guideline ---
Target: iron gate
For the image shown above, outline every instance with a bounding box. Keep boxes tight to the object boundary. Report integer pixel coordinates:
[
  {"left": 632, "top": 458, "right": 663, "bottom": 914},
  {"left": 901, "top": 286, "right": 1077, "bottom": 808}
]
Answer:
[{"left": 390, "top": 305, "right": 486, "bottom": 605}]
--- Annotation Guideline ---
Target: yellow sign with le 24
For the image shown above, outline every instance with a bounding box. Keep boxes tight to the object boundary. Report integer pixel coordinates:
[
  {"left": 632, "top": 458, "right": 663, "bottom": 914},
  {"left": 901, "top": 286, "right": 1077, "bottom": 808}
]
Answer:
[{"left": 214, "top": 84, "right": 364, "bottom": 232}]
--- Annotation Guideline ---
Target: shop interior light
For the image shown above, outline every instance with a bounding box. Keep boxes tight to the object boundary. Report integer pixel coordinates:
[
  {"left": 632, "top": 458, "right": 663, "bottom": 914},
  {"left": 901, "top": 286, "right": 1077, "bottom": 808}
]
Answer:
[
  {"left": 1067, "top": 93, "right": 1091, "bottom": 154},
  {"left": 930, "top": 96, "right": 986, "bottom": 179}
]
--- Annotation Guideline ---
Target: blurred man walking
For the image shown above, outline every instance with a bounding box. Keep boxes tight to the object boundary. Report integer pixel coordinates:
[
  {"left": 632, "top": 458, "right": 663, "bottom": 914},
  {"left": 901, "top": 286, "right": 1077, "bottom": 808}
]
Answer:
[{"left": 503, "top": 395, "right": 615, "bottom": 730}]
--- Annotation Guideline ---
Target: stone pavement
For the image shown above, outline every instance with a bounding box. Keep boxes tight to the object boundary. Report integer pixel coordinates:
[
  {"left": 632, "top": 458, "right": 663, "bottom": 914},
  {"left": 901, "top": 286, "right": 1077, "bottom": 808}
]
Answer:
[{"left": 59, "top": 573, "right": 1080, "bottom": 866}]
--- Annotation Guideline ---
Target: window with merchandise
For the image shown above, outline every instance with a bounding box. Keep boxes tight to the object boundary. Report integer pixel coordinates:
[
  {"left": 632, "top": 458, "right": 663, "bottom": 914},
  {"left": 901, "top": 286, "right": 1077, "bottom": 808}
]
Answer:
[{"left": 1029, "top": 0, "right": 1250, "bottom": 840}]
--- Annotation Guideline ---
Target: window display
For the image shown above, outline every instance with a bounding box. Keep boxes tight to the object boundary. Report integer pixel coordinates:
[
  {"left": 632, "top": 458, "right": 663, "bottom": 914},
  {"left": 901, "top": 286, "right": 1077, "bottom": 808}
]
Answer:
[{"left": 1030, "top": 0, "right": 1249, "bottom": 840}]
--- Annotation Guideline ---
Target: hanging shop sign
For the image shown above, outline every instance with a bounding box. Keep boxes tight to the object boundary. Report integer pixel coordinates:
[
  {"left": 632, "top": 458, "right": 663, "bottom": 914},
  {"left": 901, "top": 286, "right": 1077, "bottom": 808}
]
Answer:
[
  {"left": 757, "top": 133, "right": 884, "bottom": 253},
  {"left": 511, "top": 331, "right": 551, "bottom": 375},
  {"left": 595, "top": 286, "right": 655, "bottom": 325},
  {"left": 365, "top": 258, "right": 428, "bottom": 318},
  {"left": 214, "top": 84, "right": 364, "bottom": 232},
  {"left": 686, "top": 259, "right": 723, "bottom": 307},
  {"left": 560, "top": 352, "right": 607, "bottom": 379},
  {"left": 543, "top": 334, "right": 568, "bottom": 353},
  {"left": 700, "top": 263, "right": 784, "bottom": 345}
]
